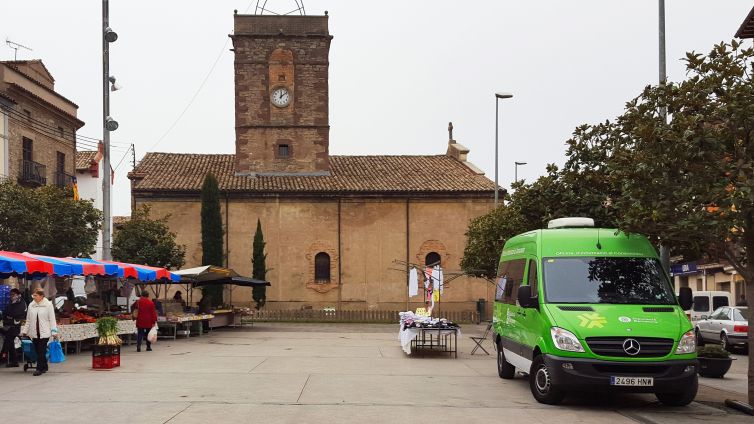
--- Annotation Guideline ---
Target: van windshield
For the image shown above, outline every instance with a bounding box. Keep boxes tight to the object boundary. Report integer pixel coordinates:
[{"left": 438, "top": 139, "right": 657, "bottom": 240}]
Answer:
[{"left": 543, "top": 257, "right": 675, "bottom": 305}]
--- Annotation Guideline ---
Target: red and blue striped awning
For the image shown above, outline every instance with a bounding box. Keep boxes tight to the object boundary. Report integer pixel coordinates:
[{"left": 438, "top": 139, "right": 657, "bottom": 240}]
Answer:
[
  {"left": 0, "top": 251, "right": 179, "bottom": 282},
  {"left": 74, "top": 258, "right": 180, "bottom": 282},
  {"left": 23, "top": 254, "right": 117, "bottom": 277},
  {"left": 0, "top": 251, "right": 73, "bottom": 276}
]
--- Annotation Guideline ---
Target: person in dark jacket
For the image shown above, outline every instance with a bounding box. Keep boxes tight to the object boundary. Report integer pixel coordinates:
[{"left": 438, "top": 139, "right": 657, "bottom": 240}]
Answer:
[
  {"left": 132, "top": 291, "right": 158, "bottom": 352},
  {"left": 1, "top": 289, "right": 27, "bottom": 367}
]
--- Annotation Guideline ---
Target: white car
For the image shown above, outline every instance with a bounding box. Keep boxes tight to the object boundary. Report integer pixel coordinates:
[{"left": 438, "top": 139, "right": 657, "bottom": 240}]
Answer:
[{"left": 695, "top": 306, "right": 749, "bottom": 351}]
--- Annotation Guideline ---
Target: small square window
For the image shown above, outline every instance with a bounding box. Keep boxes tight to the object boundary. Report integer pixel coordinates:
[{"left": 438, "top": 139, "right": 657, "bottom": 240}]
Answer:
[
  {"left": 23, "top": 109, "right": 31, "bottom": 120},
  {"left": 58, "top": 126, "right": 64, "bottom": 137},
  {"left": 277, "top": 144, "right": 290, "bottom": 158},
  {"left": 278, "top": 74, "right": 286, "bottom": 81}
]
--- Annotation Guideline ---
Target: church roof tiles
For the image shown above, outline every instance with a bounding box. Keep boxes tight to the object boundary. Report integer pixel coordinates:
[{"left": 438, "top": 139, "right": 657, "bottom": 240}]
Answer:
[{"left": 130, "top": 153, "right": 495, "bottom": 195}]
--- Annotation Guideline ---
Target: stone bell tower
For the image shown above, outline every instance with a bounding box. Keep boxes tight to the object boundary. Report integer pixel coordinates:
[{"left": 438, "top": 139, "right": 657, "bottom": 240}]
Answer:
[{"left": 231, "top": 12, "right": 332, "bottom": 176}]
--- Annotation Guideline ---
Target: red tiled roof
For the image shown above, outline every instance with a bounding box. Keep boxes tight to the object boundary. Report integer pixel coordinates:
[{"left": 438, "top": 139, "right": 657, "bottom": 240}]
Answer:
[
  {"left": 130, "top": 153, "right": 495, "bottom": 195},
  {"left": 76, "top": 151, "right": 98, "bottom": 170}
]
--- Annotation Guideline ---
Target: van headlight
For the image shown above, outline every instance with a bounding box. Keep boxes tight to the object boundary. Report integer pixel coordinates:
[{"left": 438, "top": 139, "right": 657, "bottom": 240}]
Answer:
[
  {"left": 550, "top": 327, "right": 585, "bottom": 352},
  {"left": 675, "top": 330, "right": 696, "bottom": 354}
]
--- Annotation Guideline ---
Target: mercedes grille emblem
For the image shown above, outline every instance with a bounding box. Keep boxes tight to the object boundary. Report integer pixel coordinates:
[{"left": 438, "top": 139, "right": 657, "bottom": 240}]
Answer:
[{"left": 622, "top": 338, "right": 641, "bottom": 356}]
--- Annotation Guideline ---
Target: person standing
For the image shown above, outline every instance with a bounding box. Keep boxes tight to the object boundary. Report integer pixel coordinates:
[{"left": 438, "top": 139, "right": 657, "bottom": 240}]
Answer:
[
  {"left": 133, "top": 291, "right": 157, "bottom": 352},
  {"left": 1, "top": 288, "right": 27, "bottom": 367},
  {"left": 20, "top": 288, "right": 58, "bottom": 376}
]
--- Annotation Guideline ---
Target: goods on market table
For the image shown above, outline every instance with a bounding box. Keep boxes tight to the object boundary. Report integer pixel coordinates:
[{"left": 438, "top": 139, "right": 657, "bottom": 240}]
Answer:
[
  {"left": 398, "top": 311, "right": 459, "bottom": 330},
  {"left": 70, "top": 311, "right": 97, "bottom": 323}
]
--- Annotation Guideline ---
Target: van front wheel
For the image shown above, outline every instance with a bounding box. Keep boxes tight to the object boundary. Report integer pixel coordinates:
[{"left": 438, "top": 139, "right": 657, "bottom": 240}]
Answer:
[
  {"left": 655, "top": 375, "right": 698, "bottom": 406},
  {"left": 497, "top": 340, "right": 515, "bottom": 379},
  {"left": 529, "top": 355, "right": 565, "bottom": 405}
]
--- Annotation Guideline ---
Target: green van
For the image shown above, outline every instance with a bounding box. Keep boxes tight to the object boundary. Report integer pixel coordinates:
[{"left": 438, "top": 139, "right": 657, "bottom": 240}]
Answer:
[{"left": 493, "top": 218, "right": 696, "bottom": 405}]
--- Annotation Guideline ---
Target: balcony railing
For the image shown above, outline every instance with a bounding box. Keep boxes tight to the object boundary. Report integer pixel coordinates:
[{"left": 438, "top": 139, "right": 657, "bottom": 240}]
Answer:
[
  {"left": 55, "top": 171, "right": 74, "bottom": 188},
  {"left": 20, "top": 159, "right": 47, "bottom": 186}
]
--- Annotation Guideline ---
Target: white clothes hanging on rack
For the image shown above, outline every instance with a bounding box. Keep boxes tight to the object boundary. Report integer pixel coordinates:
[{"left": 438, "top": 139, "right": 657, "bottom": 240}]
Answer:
[{"left": 408, "top": 267, "right": 419, "bottom": 297}]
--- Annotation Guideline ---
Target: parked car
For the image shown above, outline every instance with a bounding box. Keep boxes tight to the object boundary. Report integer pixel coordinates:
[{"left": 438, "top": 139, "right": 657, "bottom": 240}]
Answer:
[
  {"left": 685, "top": 291, "right": 732, "bottom": 325},
  {"left": 695, "top": 306, "right": 748, "bottom": 352}
]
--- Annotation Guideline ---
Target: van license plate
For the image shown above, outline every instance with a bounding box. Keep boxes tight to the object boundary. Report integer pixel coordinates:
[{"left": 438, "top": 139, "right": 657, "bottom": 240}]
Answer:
[{"left": 610, "top": 376, "right": 653, "bottom": 386}]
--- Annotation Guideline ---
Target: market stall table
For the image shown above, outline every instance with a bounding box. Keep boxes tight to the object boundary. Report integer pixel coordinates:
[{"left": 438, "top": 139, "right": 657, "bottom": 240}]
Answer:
[
  {"left": 398, "top": 312, "right": 461, "bottom": 358},
  {"left": 58, "top": 320, "right": 136, "bottom": 353}
]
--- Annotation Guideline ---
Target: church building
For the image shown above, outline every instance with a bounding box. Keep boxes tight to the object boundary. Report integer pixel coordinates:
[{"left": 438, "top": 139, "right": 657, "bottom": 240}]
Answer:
[{"left": 129, "top": 13, "right": 496, "bottom": 313}]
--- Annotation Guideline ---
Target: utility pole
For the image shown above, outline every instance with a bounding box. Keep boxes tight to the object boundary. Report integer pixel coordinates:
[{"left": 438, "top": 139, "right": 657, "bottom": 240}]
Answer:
[
  {"left": 658, "top": 0, "right": 671, "bottom": 273},
  {"left": 102, "top": 0, "right": 119, "bottom": 260}
]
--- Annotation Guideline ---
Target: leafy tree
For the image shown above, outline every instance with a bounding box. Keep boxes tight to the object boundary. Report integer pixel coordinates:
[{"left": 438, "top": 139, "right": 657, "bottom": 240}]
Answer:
[
  {"left": 251, "top": 219, "right": 267, "bottom": 309},
  {"left": 200, "top": 173, "right": 224, "bottom": 306},
  {"left": 0, "top": 180, "right": 101, "bottom": 257},
  {"left": 112, "top": 204, "right": 185, "bottom": 269}
]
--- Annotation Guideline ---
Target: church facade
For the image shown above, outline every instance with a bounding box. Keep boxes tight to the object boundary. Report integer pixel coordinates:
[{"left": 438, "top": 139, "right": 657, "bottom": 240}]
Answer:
[{"left": 129, "top": 13, "right": 496, "bottom": 313}]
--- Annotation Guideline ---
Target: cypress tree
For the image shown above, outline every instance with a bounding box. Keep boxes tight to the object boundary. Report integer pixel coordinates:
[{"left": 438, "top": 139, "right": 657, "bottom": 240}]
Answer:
[
  {"left": 251, "top": 219, "right": 267, "bottom": 309},
  {"left": 200, "top": 173, "right": 224, "bottom": 306}
]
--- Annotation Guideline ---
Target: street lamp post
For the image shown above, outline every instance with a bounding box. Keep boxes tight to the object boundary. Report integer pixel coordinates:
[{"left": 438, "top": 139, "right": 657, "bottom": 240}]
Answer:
[
  {"left": 102, "top": 0, "right": 118, "bottom": 260},
  {"left": 514, "top": 161, "right": 527, "bottom": 184},
  {"left": 494, "top": 92, "right": 513, "bottom": 207}
]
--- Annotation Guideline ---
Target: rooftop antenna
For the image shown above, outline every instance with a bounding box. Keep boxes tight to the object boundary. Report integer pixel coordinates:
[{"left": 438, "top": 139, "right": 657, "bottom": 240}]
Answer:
[
  {"left": 6, "top": 38, "right": 33, "bottom": 61},
  {"left": 254, "top": 0, "right": 306, "bottom": 15}
]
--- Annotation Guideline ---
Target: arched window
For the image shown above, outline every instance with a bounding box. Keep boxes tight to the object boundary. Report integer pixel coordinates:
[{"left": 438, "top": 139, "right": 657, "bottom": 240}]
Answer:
[
  {"left": 425, "top": 252, "right": 441, "bottom": 267},
  {"left": 315, "top": 252, "right": 331, "bottom": 283}
]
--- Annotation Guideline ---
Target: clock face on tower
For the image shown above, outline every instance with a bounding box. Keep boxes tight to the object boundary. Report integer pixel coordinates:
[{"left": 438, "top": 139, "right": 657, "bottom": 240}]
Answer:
[{"left": 271, "top": 86, "right": 291, "bottom": 108}]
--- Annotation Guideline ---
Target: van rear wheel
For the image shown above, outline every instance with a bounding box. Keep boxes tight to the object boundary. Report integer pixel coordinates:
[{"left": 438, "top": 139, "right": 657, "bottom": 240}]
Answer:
[
  {"left": 529, "top": 355, "right": 565, "bottom": 405},
  {"left": 655, "top": 375, "right": 697, "bottom": 406},
  {"left": 497, "top": 340, "right": 515, "bottom": 379}
]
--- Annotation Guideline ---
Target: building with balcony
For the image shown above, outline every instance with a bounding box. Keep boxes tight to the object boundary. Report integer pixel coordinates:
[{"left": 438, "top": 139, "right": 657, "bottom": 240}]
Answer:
[{"left": 0, "top": 60, "right": 83, "bottom": 188}]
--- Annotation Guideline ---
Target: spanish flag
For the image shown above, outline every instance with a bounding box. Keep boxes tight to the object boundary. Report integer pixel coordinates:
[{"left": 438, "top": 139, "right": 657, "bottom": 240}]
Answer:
[{"left": 72, "top": 176, "right": 79, "bottom": 201}]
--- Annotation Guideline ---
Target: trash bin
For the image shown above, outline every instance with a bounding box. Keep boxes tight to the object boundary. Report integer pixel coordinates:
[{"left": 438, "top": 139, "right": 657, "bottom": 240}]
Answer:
[{"left": 476, "top": 298, "right": 486, "bottom": 323}]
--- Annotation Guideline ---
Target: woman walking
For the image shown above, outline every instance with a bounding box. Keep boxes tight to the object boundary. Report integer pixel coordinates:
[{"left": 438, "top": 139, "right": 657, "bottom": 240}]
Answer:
[
  {"left": 20, "top": 288, "right": 58, "bottom": 376},
  {"left": 133, "top": 290, "right": 157, "bottom": 352}
]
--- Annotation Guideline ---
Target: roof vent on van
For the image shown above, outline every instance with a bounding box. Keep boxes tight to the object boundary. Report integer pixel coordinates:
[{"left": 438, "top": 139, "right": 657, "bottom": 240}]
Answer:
[{"left": 547, "top": 217, "right": 595, "bottom": 229}]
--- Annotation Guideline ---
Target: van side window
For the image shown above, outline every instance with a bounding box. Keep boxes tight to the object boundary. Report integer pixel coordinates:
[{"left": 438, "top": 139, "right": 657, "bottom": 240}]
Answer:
[
  {"left": 527, "top": 259, "right": 538, "bottom": 295},
  {"left": 501, "top": 259, "right": 525, "bottom": 305},
  {"left": 693, "top": 296, "right": 709, "bottom": 312},
  {"left": 712, "top": 296, "right": 729, "bottom": 310}
]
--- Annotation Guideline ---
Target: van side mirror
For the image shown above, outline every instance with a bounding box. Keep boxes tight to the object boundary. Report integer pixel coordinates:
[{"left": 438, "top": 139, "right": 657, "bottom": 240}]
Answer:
[
  {"left": 517, "top": 285, "right": 537, "bottom": 309},
  {"left": 678, "top": 287, "right": 693, "bottom": 311}
]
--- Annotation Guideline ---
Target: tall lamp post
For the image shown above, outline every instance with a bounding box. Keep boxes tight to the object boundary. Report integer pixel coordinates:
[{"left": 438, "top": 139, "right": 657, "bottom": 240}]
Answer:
[
  {"left": 494, "top": 92, "right": 513, "bottom": 207},
  {"left": 102, "top": 0, "right": 119, "bottom": 260},
  {"left": 514, "top": 161, "right": 527, "bottom": 184}
]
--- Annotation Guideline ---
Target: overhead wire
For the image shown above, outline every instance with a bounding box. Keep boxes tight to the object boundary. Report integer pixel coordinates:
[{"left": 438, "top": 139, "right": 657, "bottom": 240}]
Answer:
[
  {"left": 145, "top": 0, "right": 256, "bottom": 152},
  {"left": 2, "top": 107, "right": 130, "bottom": 149}
]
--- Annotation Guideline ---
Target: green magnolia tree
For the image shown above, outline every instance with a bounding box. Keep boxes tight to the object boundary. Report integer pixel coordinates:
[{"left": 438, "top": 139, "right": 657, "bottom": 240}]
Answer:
[
  {"left": 461, "top": 161, "right": 618, "bottom": 279},
  {"left": 200, "top": 173, "right": 224, "bottom": 306},
  {"left": 0, "top": 180, "right": 101, "bottom": 257},
  {"left": 251, "top": 219, "right": 267, "bottom": 309},
  {"left": 112, "top": 204, "right": 186, "bottom": 269}
]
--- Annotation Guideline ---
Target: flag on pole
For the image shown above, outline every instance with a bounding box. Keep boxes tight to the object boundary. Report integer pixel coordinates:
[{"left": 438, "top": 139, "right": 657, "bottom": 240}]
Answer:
[{"left": 71, "top": 176, "right": 79, "bottom": 201}]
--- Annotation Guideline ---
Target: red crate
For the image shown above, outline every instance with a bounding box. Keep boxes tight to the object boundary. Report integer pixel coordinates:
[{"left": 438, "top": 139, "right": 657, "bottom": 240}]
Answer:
[{"left": 92, "top": 354, "right": 117, "bottom": 370}]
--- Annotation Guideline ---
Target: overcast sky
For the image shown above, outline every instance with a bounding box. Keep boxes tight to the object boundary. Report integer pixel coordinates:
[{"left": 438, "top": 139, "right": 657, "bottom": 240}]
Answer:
[{"left": 2, "top": 1, "right": 752, "bottom": 216}]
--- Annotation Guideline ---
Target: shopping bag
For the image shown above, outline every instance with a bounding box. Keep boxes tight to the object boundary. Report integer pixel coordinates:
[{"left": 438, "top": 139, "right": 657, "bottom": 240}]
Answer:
[
  {"left": 47, "top": 340, "right": 66, "bottom": 363},
  {"left": 147, "top": 324, "right": 158, "bottom": 343}
]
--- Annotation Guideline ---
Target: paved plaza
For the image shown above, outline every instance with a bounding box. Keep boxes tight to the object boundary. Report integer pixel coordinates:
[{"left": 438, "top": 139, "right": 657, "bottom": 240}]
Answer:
[{"left": 0, "top": 323, "right": 750, "bottom": 423}]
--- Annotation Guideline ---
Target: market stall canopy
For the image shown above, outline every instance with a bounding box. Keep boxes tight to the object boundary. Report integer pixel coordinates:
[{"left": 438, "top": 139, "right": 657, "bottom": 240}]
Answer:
[
  {"left": 82, "top": 259, "right": 180, "bottom": 282},
  {"left": 23, "top": 253, "right": 116, "bottom": 276},
  {"left": 0, "top": 251, "right": 70, "bottom": 276},
  {"left": 174, "top": 266, "right": 269, "bottom": 287}
]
